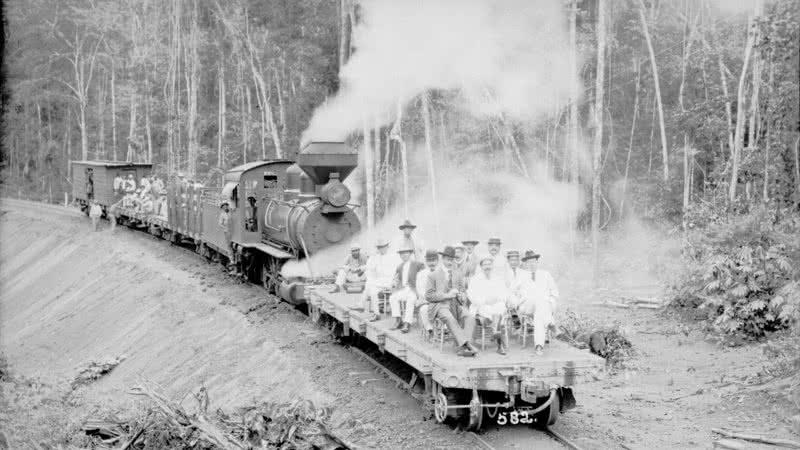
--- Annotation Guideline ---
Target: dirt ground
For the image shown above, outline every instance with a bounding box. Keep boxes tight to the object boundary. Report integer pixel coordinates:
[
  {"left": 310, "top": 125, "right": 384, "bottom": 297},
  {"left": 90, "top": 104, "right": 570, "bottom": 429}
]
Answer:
[{"left": 0, "top": 200, "right": 797, "bottom": 449}]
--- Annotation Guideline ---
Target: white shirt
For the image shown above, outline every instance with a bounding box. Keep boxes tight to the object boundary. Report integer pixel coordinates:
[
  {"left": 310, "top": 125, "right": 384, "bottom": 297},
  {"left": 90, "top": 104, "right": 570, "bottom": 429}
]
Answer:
[
  {"left": 467, "top": 271, "right": 510, "bottom": 315},
  {"left": 490, "top": 254, "right": 508, "bottom": 281},
  {"left": 400, "top": 260, "right": 411, "bottom": 287},
  {"left": 517, "top": 269, "right": 559, "bottom": 308},
  {"left": 415, "top": 267, "right": 432, "bottom": 300},
  {"left": 505, "top": 266, "right": 530, "bottom": 293},
  {"left": 366, "top": 252, "right": 400, "bottom": 288}
]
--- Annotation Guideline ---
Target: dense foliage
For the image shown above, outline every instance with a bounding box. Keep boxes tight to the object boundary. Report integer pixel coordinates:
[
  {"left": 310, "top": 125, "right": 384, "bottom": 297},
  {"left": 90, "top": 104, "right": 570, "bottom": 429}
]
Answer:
[{"left": 671, "top": 205, "right": 800, "bottom": 339}]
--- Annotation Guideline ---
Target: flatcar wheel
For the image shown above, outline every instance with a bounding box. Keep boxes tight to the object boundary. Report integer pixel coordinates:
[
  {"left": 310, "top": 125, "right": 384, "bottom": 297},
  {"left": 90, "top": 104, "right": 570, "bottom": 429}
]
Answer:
[
  {"left": 434, "top": 392, "right": 449, "bottom": 423},
  {"left": 466, "top": 392, "right": 484, "bottom": 431},
  {"left": 534, "top": 391, "right": 560, "bottom": 429}
]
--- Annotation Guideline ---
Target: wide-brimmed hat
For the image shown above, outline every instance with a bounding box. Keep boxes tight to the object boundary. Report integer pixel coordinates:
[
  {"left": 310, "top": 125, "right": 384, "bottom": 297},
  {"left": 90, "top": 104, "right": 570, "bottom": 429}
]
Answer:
[
  {"left": 220, "top": 201, "right": 229, "bottom": 208},
  {"left": 375, "top": 238, "right": 390, "bottom": 248},
  {"left": 522, "top": 250, "right": 541, "bottom": 262},
  {"left": 487, "top": 237, "right": 502, "bottom": 245},
  {"left": 424, "top": 250, "right": 439, "bottom": 261},
  {"left": 506, "top": 249, "right": 520, "bottom": 259},
  {"left": 452, "top": 242, "right": 464, "bottom": 249},
  {"left": 398, "top": 219, "right": 417, "bottom": 230},
  {"left": 478, "top": 254, "right": 494, "bottom": 265},
  {"left": 438, "top": 246, "right": 457, "bottom": 259},
  {"left": 461, "top": 240, "right": 479, "bottom": 246},
  {"left": 350, "top": 243, "right": 361, "bottom": 251}
]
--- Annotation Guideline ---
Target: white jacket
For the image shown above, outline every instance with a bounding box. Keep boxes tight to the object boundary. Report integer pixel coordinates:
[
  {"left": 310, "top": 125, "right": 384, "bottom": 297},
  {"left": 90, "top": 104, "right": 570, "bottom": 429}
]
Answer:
[
  {"left": 467, "top": 271, "right": 510, "bottom": 317},
  {"left": 366, "top": 252, "right": 400, "bottom": 288}
]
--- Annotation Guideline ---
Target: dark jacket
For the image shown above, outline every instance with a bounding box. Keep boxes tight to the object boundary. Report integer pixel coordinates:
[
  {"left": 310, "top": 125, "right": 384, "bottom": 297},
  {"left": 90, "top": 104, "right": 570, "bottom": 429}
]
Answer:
[
  {"left": 394, "top": 260, "right": 425, "bottom": 289},
  {"left": 425, "top": 266, "right": 466, "bottom": 303}
]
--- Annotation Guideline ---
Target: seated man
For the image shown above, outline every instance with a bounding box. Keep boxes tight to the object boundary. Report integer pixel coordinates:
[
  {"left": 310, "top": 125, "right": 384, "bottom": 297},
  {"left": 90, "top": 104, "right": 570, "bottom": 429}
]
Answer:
[
  {"left": 130, "top": 189, "right": 143, "bottom": 211},
  {"left": 124, "top": 174, "right": 137, "bottom": 194},
  {"left": 426, "top": 246, "right": 479, "bottom": 357},
  {"left": 467, "top": 256, "right": 511, "bottom": 354},
  {"left": 514, "top": 251, "right": 559, "bottom": 356},
  {"left": 331, "top": 243, "right": 368, "bottom": 293},
  {"left": 414, "top": 250, "right": 439, "bottom": 339},
  {"left": 486, "top": 237, "right": 508, "bottom": 281},
  {"left": 139, "top": 195, "right": 154, "bottom": 214},
  {"left": 388, "top": 245, "right": 425, "bottom": 332},
  {"left": 362, "top": 238, "right": 399, "bottom": 322}
]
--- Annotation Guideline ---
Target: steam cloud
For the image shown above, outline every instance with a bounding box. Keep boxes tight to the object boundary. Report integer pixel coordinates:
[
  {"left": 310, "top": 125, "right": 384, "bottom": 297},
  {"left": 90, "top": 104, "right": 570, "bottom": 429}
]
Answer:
[{"left": 302, "top": 0, "right": 578, "bottom": 143}]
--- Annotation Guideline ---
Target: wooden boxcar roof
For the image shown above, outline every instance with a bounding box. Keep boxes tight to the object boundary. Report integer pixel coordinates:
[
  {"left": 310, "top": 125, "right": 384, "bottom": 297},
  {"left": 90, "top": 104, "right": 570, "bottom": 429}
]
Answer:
[
  {"left": 71, "top": 161, "right": 153, "bottom": 168},
  {"left": 223, "top": 160, "right": 294, "bottom": 183}
]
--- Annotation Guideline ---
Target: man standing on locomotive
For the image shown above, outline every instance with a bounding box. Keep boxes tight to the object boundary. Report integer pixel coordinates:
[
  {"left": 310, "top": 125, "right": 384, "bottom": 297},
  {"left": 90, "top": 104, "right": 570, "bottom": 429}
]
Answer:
[
  {"left": 393, "top": 219, "right": 425, "bottom": 261},
  {"left": 514, "top": 251, "right": 559, "bottom": 356},
  {"left": 426, "top": 246, "right": 479, "bottom": 357},
  {"left": 362, "top": 238, "right": 399, "bottom": 322},
  {"left": 330, "top": 243, "right": 368, "bottom": 293},
  {"left": 389, "top": 245, "right": 425, "bottom": 333}
]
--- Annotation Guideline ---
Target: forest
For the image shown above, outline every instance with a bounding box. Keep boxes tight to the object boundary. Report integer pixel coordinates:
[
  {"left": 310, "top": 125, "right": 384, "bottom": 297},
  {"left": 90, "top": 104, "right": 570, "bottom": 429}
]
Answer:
[{"left": 1, "top": 0, "right": 799, "bottom": 341}]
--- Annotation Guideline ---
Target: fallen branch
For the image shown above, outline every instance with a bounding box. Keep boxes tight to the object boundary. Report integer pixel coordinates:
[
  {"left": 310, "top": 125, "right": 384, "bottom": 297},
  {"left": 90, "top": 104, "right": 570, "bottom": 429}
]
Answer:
[
  {"left": 713, "top": 438, "right": 749, "bottom": 450},
  {"left": 591, "top": 301, "right": 660, "bottom": 310},
  {"left": 712, "top": 428, "right": 800, "bottom": 448}
]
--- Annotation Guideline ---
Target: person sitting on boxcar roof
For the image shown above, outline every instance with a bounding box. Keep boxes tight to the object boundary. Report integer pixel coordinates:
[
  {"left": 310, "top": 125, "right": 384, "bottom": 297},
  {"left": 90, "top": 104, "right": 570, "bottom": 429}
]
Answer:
[
  {"left": 362, "top": 238, "right": 400, "bottom": 322},
  {"left": 468, "top": 255, "right": 511, "bottom": 355},
  {"left": 330, "top": 243, "right": 368, "bottom": 294},
  {"left": 426, "top": 246, "right": 479, "bottom": 357},
  {"left": 513, "top": 250, "right": 559, "bottom": 356},
  {"left": 414, "top": 250, "right": 439, "bottom": 339},
  {"left": 392, "top": 219, "right": 425, "bottom": 261},
  {"left": 388, "top": 245, "right": 425, "bottom": 333}
]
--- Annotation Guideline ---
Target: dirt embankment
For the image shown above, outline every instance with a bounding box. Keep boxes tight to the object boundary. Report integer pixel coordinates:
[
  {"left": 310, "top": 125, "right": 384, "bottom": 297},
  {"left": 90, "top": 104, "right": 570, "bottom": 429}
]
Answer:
[{"left": 0, "top": 201, "right": 487, "bottom": 449}]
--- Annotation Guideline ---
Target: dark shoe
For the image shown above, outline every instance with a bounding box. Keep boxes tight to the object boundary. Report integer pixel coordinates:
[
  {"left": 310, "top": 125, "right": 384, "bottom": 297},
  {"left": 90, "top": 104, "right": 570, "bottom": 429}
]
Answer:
[
  {"left": 391, "top": 319, "right": 403, "bottom": 329},
  {"left": 457, "top": 346, "right": 476, "bottom": 357},
  {"left": 426, "top": 329, "right": 434, "bottom": 341},
  {"left": 400, "top": 323, "right": 411, "bottom": 333},
  {"left": 329, "top": 285, "right": 342, "bottom": 294},
  {"left": 466, "top": 343, "right": 480, "bottom": 354}
]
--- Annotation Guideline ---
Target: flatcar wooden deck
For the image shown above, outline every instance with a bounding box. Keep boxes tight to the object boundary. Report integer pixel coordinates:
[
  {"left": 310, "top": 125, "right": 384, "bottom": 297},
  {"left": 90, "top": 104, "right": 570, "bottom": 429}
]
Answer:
[{"left": 306, "top": 286, "right": 604, "bottom": 393}]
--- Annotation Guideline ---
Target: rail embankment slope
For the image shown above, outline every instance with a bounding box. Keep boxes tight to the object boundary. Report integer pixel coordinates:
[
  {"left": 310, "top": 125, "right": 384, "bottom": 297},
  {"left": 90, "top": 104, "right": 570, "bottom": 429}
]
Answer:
[{"left": 0, "top": 202, "right": 326, "bottom": 408}]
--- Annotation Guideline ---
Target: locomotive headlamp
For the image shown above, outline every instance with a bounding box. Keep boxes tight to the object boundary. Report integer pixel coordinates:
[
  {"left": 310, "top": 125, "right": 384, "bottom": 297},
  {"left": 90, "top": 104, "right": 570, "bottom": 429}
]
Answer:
[{"left": 324, "top": 181, "right": 351, "bottom": 207}]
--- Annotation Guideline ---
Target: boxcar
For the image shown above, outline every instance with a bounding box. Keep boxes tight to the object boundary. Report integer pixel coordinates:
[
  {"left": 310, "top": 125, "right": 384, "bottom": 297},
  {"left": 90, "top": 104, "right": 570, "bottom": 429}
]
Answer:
[{"left": 71, "top": 161, "right": 153, "bottom": 212}]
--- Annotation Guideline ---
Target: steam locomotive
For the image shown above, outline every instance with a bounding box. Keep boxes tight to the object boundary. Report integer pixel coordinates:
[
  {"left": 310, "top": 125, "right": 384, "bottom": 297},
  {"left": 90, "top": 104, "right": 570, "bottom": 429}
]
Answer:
[{"left": 71, "top": 141, "right": 361, "bottom": 302}]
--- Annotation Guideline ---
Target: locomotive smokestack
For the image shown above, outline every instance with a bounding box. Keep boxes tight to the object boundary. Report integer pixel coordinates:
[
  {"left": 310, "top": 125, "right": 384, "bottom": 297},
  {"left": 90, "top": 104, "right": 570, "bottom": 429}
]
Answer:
[{"left": 296, "top": 141, "right": 357, "bottom": 185}]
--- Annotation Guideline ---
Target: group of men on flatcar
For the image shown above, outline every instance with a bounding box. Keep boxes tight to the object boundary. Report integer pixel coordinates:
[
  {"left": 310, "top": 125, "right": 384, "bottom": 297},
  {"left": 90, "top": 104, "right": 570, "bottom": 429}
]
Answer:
[{"left": 331, "top": 220, "right": 559, "bottom": 358}]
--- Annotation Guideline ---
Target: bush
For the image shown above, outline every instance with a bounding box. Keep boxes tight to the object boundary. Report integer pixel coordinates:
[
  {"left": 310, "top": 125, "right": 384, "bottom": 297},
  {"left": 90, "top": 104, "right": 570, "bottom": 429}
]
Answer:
[{"left": 669, "top": 207, "right": 800, "bottom": 340}]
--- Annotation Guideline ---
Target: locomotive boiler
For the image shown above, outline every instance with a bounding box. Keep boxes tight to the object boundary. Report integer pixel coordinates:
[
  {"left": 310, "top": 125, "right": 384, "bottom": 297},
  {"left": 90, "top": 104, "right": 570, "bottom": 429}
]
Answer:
[{"left": 262, "top": 141, "right": 361, "bottom": 256}]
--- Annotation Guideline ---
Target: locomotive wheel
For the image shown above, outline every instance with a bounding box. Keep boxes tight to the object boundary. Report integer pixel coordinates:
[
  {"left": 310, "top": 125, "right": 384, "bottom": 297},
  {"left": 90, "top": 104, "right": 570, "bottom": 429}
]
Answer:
[
  {"left": 466, "top": 392, "right": 484, "bottom": 431},
  {"left": 261, "top": 258, "right": 282, "bottom": 294}
]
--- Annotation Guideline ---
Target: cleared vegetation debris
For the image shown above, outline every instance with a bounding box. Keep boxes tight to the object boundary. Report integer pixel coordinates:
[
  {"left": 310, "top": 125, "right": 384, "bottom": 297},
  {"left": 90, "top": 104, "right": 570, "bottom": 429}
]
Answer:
[
  {"left": 712, "top": 428, "right": 800, "bottom": 449},
  {"left": 556, "top": 309, "right": 634, "bottom": 370},
  {"left": 82, "top": 378, "right": 353, "bottom": 450},
  {"left": 72, "top": 356, "right": 126, "bottom": 388}
]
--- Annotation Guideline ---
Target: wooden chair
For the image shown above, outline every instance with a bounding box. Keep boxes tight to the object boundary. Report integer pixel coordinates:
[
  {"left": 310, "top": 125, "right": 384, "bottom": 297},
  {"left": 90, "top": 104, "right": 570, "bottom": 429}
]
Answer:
[{"left": 475, "top": 315, "right": 511, "bottom": 351}]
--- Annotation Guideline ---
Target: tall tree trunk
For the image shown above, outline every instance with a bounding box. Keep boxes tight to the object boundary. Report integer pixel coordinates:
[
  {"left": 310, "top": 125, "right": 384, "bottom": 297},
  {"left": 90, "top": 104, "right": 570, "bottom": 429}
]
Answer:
[
  {"left": 638, "top": 0, "right": 669, "bottom": 181},
  {"left": 729, "top": 8, "right": 758, "bottom": 204},
  {"left": 363, "top": 119, "right": 375, "bottom": 230},
  {"left": 145, "top": 79, "right": 153, "bottom": 163},
  {"left": 392, "top": 100, "right": 409, "bottom": 218},
  {"left": 186, "top": 0, "right": 200, "bottom": 177},
  {"left": 620, "top": 59, "right": 640, "bottom": 220},
  {"left": 568, "top": 0, "right": 579, "bottom": 255},
  {"left": 421, "top": 92, "right": 441, "bottom": 243},
  {"left": 763, "top": 57, "right": 774, "bottom": 202},
  {"left": 592, "top": 0, "right": 607, "bottom": 287},
  {"left": 97, "top": 72, "right": 106, "bottom": 158},
  {"left": 126, "top": 92, "right": 137, "bottom": 162},
  {"left": 338, "top": 0, "right": 350, "bottom": 71},
  {"left": 111, "top": 61, "right": 117, "bottom": 160},
  {"left": 218, "top": 62, "right": 226, "bottom": 168}
]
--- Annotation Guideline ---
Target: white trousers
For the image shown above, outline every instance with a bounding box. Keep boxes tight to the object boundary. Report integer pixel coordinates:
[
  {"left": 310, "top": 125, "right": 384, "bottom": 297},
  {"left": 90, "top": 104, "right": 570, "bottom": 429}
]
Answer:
[
  {"left": 335, "top": 269, "right": 364, "bottom": 286},
  {"left": 417, "top": 304, "right": 433, "bottom": 331},
  {"left": 389, "top": 287, "right": 417, "bottom": 324},
  {"left": 361, "top": 281, "right": 391, "bottom": 313},
  {"left": 518, "top": 297, "right": 555, "bottom": 347}
]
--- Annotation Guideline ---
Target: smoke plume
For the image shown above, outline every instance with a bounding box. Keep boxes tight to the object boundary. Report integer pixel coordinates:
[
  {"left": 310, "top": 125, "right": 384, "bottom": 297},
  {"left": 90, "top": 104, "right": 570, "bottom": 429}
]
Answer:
[{"left": 302, "top": 0, "right": 577, "bottom": 144}]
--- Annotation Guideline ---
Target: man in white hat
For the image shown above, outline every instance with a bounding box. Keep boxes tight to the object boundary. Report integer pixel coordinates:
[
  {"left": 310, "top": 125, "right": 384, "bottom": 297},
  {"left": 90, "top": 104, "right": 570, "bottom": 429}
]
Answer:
[
  {"left": 392, "top": 219, "right": 425, "bottom": 261},
  {"left": 467, "top": 255, "right": 511, "bottom": 354},
  {"left": 362, "top": 238, "right": 400, "bottom": 321},
  {"left": 388, "top": 245, "right": 425, "bottom": 332},
  {"left": 331, "top": 243, "right": 369, "bottom": 293},
  {"left": 486, "top": 237, "right": 508, "bottom": 281},
  {"left": 504, "top": 249, "right": 529, "bottom": 294},
  {"left": 514, "top": 251, "right": 559, "bottom": 356}
]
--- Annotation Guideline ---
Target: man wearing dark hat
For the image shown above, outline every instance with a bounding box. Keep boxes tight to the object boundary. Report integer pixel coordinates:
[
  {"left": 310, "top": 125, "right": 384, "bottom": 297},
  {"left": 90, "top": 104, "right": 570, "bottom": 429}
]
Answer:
[
  {"left": 331, "top": 243, "right": 368, "bottom": 293},
  {"left": 515, "top": 251, "right": 559, "bottom": 356},
  {"left": 425, "top": 246, "right": 479, "bottom": 357},
  {"left": 393, "top": 219, "right": 425, "bottom": 261},
  {"left": 388, "top": 245, "right": 425, "bottom": 332},
  {"left": 362, "top": 238, "right": 400, "bottom": 321},
  {"left": 414, "top": 250, "right": 440, "bottom": 337}
]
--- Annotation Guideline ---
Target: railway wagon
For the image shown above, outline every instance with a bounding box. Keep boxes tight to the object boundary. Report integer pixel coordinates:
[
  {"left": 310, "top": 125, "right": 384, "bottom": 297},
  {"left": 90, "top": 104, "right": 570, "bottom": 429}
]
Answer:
[
  {"left": 71, "top": 161, "right": 153, "bottom": 213},
  {"left": 306, "top": 286, "right": 605, "bottom": 431}
]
